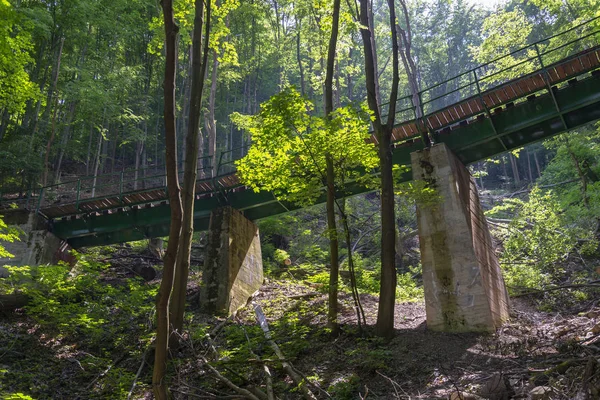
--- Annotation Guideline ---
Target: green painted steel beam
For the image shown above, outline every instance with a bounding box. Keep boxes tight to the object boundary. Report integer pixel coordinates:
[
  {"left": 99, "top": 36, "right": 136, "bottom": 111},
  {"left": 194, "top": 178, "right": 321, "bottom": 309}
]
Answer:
[
  {"left": 54, "top": 72, "right": 600, "bottom": 248},
  {"left": 59, "top": 140, "right": 426, "bottom": 248}
]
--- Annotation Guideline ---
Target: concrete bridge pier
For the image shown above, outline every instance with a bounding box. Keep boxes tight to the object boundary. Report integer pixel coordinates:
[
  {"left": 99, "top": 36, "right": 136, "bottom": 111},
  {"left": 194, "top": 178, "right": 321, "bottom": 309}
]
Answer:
[
  {"left": 411, "top": 143, "right": 510, "bottom": 332},
  {"left": 200, "top": 206, "right": 263, "bottom": 316},
  {"left": 0, "top": 210, "right": 71, "bottom": 274}
]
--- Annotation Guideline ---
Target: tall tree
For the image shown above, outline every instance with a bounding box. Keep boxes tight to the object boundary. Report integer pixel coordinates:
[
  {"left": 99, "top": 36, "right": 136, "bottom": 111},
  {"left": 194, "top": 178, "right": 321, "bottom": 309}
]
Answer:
[
  {"left": 355, "top": 0, "right": 401, "bottom": 337},
  {"left": 169, "top": 0, "right": 212, "bottom": 338},
  {"left": 152, "top": 0, "right": 183, "bottom": 397},
  {"left": 324, "top": 0, "right": 342, "bottom": 333}
]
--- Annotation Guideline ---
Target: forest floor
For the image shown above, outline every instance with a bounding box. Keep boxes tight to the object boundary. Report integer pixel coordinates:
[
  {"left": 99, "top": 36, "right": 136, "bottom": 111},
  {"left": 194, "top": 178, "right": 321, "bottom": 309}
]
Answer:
[{"left": 1, "top": 259, "right": 599, "bottom": 399}]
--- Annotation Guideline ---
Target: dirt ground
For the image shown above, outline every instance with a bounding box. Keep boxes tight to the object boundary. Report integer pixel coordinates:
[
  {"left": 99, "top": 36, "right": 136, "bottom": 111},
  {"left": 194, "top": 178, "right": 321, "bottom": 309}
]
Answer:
[{"left": 186, "top": 280, "right": 600, "bottom": 400}]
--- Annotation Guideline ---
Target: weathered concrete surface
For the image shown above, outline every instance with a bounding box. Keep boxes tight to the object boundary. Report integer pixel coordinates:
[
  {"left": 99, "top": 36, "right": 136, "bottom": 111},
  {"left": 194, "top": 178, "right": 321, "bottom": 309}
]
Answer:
[
  {"left": 0, "top": 210, "right": 70, "bottom": 273},
  {"left": 200, "top": 206, "right": 263, "bottom": 316},
  {"left": 411, "top": 143, "right": 510, "bottom": 332}
]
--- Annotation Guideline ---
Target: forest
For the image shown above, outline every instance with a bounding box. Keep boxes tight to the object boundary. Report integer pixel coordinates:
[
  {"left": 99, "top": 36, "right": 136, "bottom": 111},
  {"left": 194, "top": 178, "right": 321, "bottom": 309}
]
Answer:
[{"left": 1, "top": 0, "right": 600, "bottom": 398}]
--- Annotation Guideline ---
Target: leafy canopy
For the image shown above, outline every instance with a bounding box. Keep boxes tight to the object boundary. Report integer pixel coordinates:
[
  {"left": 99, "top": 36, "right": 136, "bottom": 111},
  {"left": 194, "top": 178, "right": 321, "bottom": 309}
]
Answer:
[
  {"left": 233, "top": 87, "right": 378, "bottom": 206},
  {"left": 0, "top": 0, "right": 39, "bottom": 115}
]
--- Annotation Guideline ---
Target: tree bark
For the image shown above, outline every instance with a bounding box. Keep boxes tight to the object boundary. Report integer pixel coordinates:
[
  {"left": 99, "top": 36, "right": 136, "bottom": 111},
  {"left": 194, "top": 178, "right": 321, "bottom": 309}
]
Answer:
[
  {"left": 169, "top": 0, "right": 211, "bottom": 340},
  {"left": 41, "top": 37, "right": 65, "bottom": 187},
  {"left": 53, "top": 101, "right": 77, "bottom": 184},
  {"left": 205, "top": 49, "right": 218, "bottom": 177},
  {"left": 358, "top": 0, "right": 399, "bottom": 338},
  {"left": 296, "top": 17, "right": 306, "bottom": 97},
  {"left": 324, "top": 0, "right": 342, "bottom": 334},
  {"left": 510, "top": 153, "right": 520, "bottom": 185},
  {"left": 152, "top": 0, "right": 183, "bottom": 397}
]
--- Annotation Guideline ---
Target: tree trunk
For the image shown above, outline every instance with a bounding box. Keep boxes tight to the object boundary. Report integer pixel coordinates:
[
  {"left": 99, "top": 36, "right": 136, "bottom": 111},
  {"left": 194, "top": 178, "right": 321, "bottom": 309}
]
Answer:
[
  {"left": 169, "top": 0, "right": 211, "bottom": 341},
  {"left": 534, "top": 151, "right": 542, "bottom": 178},
  {"left": 90, "top": 128, "right": 104, "bottom": 198},
  {"left": 41, "top": 37, "right": 65, "bottom": 187},
  {"left": 324, "top": 0, "right": 342, "bottom": 334},
  {"left": 526, "top": 148, "right": 533, "bottom": 182},
  {"left": 152, "top": 0, "right": 183, "bottom": 397},
  {"left": 85, "top": 124, "right": 94, "bottom": 176},
  {"left": 53, "top": 101, "right": 77, "bottom": 184},
  {"left": 358, "top": 0, "right": 399, "bottom": 338},
  {"left": 205, "top": 49, "right": 218, "bottom": 177},
  {"left": 296, "top": 17, "right": 306, "bottom": 97},
  {"left": 510, "top": 153, "right": 520, "bottom": 185}
]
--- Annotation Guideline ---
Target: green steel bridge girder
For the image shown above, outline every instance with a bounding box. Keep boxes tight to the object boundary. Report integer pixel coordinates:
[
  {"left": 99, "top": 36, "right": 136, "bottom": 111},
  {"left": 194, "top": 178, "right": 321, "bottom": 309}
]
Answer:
[
  {"left": 61, "top": 144, "right": 422, "bottom": 248},
  {"left": 55, "top": 72, "right": 600, "bottom": 248}
]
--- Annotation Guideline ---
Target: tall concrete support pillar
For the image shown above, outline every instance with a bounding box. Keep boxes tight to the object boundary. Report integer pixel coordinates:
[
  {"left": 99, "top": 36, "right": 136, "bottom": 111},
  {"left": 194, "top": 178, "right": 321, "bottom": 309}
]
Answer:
[
  {"left": 411, "top": 144, "right": 510, "bottom": 332},
  {"left": 0, "top": 210, "right": 71, "bottom": 275},
  {"left": 200, "top": 206, "right": 263, "bottom": 316}
]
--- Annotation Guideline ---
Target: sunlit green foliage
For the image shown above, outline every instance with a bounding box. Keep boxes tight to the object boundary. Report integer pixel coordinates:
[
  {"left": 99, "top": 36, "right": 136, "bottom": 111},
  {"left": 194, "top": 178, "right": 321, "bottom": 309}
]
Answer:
[
  {"left": 2, "top": 255, "right": 157, "bottom": 346},
  {"left": 487, "top": 188, "right": 597, "bottom": 291},
  {"left": 0, "top": 216, "right": 21, "bottom": 259},
  {"left": 540, "top": 128, "right": 600, "bottom": 230},
  {"left": 471, "top": 9, "right": 537, "bottom": 87},
  {"left": 234, "top": 87, "right": 378, "bottom": 206},
  {"left": 0, "top": 0, "right": 39, "bottom": 115}
]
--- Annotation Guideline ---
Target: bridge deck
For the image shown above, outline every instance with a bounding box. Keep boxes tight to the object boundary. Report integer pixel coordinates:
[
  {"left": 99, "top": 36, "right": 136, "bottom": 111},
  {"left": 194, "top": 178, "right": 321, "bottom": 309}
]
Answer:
[{"left": 2, "top": 19, "right": 600, "bottom": 247}]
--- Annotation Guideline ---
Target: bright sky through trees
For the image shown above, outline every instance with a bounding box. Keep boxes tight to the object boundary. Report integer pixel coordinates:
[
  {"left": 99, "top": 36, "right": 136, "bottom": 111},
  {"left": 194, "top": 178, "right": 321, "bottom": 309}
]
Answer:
[{"left": 469, "top": 0, "right": 501, "bottom": 9}]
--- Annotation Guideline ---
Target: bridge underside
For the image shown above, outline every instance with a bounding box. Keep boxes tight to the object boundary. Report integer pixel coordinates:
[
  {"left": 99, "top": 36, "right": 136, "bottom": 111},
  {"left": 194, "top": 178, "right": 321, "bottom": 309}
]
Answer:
[{"left": 49, "top": 69, "right": 600, "bottom": 248}]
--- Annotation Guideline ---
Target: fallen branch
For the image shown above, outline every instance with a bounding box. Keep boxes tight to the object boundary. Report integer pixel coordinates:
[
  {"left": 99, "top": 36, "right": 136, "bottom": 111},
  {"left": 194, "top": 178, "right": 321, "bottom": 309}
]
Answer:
[
  {"left": 242, "top": 326, "right": 274, "bottom": 400},
  {"left": 201, "top": 356, "right": 264, "bottom": 400},
  {"left": 288, "top": 292, "right": 321, "bottom": 300},
  {"left": 127, "top": 345, "right": 151, "bottom": 400},
  {"left": 86, "top": 352, "right": 129, "bottom": 390},
  {"left": 253, "top": 303, "right": 318, "bottom": 400}
]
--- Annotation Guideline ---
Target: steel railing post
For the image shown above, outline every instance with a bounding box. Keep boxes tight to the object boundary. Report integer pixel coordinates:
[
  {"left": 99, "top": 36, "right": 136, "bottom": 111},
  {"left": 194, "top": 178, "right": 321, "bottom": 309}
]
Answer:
[
  {"left": 75, "top": 179, "right": 81, "bottom": 210},
  {"left": 535, "top": 43, "right": 568, "bottom": 130},
  {"left": 119, "top": 171, "right": 124, "bottom": 203},
  {"left": 37, "top": 187, "right": 44, "bottom": 213}
]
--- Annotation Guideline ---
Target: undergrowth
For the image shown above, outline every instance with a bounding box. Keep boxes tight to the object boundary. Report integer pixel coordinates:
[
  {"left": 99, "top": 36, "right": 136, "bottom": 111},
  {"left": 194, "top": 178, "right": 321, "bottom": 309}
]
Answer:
[{"left": 0, "top": 252, "right": 157, "bottom": 399}]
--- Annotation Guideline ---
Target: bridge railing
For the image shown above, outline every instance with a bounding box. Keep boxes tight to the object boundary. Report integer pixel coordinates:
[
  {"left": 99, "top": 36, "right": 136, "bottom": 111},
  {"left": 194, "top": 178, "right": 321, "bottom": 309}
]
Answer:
[
  {"left": 419, "top": 16, "right": 600, "bottom": 117},
  {"left": 378, "top": 16, "right": 600, "bottom": 132},
  {"left": 11, "top": 148, "right": 254, "bottom": 214}
]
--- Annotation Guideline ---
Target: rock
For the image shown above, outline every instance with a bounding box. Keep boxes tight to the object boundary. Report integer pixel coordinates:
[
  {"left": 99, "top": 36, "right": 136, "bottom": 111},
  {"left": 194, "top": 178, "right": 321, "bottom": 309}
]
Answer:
[
  {"left": 529, "top": 386, "right": 553, "bottom": 400},
  {"left": 448, "top": 391, "right": 483, "bottom": 400},
  {"left": 585, "top": 311, "right": 599, "bottom": 319},
  {"left": 478, "top": 373, "right": 513, "bottom": 400}
]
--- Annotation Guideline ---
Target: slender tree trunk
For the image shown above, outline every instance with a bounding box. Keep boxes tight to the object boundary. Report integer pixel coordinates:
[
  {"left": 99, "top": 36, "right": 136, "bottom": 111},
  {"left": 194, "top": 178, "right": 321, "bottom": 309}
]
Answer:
[
  {"left": 502, "top": 155, "right": 508, "bottom": 186},
  {"left": 534, "top": 151, "right": 542, "bottom": 178},
  {"left": 152, "top": 0, "right": 183, "bottom": 397},
  {"left": 296, "top": 17, "right": 306, "bottom": 96},
  {"left": 510, "top": 153, "right": 520, "bottom": 185},
  {"left": 368, "top": 0, "right": 382, "bottom": 108},
  {"left": 169, "top": 0, "right": 211, "bottom": 341},
  {"left": 0, "top": 110, "right": 8, "bottom": 142},
  {"left": 205, "top": 48, "right": 218, "bottom": 177},
  {"left": 41, "top": 37, "right": 65, "bottom": 187},
  {"left": 526, "top": 148, "right": 533, "bottom": 182},
  {"left": 358, "top": 0, "right": 399, "bottom": 338},
  {"left": 134, "top": 140, "right": 143, "bottom": 190},
  {"left": 324, "top": 0, "right": 342, "bottom": 334},
  {"left": 91, "top": 129, "right": 104, "bottom": 198},
  {"left": 53, "top": 101, "right": 77, "bottom": 184},
  {"left": 179, "top": 45, "right": 193, "bottom": 166},
  {"left": 85, "top": 124, "right": 93, "bottom": 176}
]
